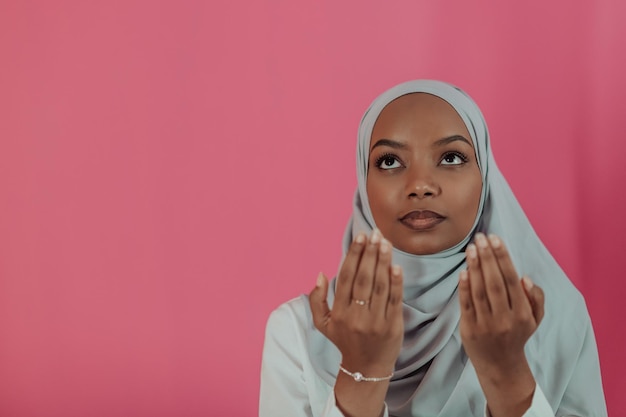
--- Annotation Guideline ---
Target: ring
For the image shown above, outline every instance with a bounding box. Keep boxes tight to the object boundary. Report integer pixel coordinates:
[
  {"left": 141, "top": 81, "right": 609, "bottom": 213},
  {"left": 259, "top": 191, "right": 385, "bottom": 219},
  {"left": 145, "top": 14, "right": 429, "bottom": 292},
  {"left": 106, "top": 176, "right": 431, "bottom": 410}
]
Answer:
[{"left": 353, "top": 299, "right": 369, "bottom": 306}]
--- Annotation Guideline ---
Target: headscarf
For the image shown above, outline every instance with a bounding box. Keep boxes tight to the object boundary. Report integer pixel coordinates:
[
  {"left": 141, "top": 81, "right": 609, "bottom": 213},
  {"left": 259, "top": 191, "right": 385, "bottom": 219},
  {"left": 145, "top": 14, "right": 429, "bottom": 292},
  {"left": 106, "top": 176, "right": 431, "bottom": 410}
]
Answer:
[{"left": 306, "top": 80, "right": 606, "bottom": 416}]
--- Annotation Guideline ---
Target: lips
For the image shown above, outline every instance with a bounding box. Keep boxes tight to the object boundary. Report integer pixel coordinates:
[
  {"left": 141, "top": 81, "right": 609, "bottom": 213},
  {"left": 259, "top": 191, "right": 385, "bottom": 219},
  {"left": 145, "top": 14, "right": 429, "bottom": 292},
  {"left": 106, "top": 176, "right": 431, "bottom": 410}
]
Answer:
[{"left": 399, "top": 210, "right": 445, "bottom": 231}]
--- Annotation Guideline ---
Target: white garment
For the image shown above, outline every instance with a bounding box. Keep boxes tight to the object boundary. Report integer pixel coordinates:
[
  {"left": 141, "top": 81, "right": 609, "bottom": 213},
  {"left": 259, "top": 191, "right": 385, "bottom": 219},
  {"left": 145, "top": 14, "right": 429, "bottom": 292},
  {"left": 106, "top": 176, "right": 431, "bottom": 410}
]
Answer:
[{"left": 259, "top": 295, "right": 555, "bottom": 417}]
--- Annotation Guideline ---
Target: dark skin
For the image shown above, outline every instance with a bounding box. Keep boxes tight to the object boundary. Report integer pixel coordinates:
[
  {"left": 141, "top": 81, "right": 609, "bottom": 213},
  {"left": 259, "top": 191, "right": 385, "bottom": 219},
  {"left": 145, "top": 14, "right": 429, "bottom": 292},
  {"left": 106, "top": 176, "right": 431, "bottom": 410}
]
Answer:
[
  {"left": 309, "top": 93, "right": 545, "bottom": 417},
  {"left": 367, "top": 92, "right": 482, "bottom": 255}
]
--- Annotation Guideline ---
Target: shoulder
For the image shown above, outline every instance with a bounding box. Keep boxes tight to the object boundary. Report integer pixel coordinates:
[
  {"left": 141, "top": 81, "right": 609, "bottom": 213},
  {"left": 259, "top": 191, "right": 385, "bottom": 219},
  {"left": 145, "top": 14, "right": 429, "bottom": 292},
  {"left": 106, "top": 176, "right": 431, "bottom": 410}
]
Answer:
[
  {"left": 529, "top": 274, "right": 594, "bottom": 373},
  {"left": 264, "top": 295, "right": 314, "bottom": 350},
  {"left": 528, "top": 278, "right": 606, "bottom": 414},
  {"left": 539, "top": 272, "right": 589, "bottom": 336},
  {"left": 266, "top": 295, "right": 311, "bottom": 331},
  {"left": 536, "top": 277, "right": 590, "bottom": 342}
]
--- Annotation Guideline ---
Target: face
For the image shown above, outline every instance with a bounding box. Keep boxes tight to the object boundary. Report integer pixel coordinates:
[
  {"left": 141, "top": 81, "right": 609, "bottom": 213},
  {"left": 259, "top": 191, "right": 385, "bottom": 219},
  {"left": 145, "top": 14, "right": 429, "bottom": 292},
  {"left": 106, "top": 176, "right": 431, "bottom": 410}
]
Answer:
[{"left": 366, "top": 93, "right": 482, "bottom": 255}]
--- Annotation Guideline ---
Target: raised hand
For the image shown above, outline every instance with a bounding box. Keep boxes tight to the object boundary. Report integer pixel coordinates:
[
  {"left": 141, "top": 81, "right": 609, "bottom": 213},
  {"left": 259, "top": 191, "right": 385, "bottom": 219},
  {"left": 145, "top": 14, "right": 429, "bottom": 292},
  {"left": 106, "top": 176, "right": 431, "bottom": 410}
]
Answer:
[
  {"left": 309, "top": 229, "right": 403, "bottom": 417},
  {"left": 458, "top": 233, "right": 545, "bottom": 417}
]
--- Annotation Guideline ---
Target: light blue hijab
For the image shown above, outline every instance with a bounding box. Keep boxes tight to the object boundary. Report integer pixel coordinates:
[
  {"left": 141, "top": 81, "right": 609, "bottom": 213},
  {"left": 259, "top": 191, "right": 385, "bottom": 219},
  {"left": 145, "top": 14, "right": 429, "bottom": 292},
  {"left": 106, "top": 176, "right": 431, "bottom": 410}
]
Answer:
[{"left": 308, "top": 80, "right": 607, "bottom": 416}]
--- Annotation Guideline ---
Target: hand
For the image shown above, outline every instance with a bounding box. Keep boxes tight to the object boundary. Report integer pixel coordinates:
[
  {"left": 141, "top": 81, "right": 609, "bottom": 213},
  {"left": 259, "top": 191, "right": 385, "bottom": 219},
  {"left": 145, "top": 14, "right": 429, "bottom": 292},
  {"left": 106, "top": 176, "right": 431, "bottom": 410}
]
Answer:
[
  {"left": 458, "top": 232, "right": 545, "bottom": 417},
  {"left": 309, "top": 229, "right": 404, "bottom": 378}
]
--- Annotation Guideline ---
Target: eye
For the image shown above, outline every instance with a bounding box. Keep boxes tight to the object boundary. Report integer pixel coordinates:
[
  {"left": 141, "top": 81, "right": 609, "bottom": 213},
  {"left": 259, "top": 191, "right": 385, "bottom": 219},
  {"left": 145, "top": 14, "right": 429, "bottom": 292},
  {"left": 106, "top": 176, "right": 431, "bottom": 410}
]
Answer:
[
  {"left": 375, "top": 154, "right": 403, "bottom": 170},
  {"left": 440, "top": 152, "right": 468, "bottom": 166}
]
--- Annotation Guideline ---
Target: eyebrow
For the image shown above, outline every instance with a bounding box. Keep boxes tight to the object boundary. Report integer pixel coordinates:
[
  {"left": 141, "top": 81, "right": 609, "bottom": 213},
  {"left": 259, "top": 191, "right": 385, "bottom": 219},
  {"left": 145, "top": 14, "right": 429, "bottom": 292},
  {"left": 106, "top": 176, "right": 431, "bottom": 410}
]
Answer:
[
  {"left": 370, "top": 138, "right": 409, "bottom": 150},
  {"left": 433, "top": 135, "right": 473, "bottom": 147},
  {"left": 371, "top": 135, "right": 473, "bottom": 151}
]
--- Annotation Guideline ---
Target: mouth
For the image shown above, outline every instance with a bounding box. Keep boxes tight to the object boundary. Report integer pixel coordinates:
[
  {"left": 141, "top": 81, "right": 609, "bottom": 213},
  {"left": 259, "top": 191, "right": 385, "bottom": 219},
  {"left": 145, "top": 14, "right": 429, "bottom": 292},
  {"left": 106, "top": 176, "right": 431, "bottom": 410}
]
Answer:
[{"left": 399, "top": 210, "right": 446, "bottom": 231}]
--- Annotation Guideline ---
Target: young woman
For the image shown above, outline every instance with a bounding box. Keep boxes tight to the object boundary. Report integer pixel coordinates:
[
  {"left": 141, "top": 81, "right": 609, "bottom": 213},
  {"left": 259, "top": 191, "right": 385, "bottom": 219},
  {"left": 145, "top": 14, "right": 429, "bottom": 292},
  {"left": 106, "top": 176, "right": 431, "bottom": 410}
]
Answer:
[{"left": 259, "top": 80, "right": 607, "bottom": 417}]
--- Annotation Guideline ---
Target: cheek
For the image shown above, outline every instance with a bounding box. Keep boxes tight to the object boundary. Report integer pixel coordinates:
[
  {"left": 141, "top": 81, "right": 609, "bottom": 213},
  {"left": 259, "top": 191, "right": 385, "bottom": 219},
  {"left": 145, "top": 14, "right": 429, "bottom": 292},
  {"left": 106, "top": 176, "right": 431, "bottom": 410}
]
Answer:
[
  {"left": 366, "top": 176, "right": 398, "bottom": 221},
  {"left": 455, "top": 178, "right": 483, "bottom": 223}
]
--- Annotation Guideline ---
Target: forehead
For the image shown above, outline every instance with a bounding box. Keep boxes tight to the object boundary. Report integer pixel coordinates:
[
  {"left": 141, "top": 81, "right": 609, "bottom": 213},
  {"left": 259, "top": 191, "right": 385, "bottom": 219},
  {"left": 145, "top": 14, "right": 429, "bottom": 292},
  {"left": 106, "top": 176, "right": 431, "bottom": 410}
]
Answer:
[{"left": 370, "top": 93, "right": 470, "bottom": 148}]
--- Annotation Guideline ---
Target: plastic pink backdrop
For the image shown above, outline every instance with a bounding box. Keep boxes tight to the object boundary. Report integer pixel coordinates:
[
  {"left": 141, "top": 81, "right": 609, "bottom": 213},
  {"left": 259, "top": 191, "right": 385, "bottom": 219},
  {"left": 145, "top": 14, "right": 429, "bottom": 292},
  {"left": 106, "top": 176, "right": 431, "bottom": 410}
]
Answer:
[{"left": 1, "top": 1, "right": 624, "bottom": 416}]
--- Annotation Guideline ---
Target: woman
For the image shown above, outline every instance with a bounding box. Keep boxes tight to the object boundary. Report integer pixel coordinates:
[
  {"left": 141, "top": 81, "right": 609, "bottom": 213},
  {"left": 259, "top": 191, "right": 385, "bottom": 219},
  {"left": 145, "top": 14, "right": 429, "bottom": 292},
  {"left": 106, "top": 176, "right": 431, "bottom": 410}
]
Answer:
[{"left": 259, "top": 80, "right": 607, "bottom": 417}]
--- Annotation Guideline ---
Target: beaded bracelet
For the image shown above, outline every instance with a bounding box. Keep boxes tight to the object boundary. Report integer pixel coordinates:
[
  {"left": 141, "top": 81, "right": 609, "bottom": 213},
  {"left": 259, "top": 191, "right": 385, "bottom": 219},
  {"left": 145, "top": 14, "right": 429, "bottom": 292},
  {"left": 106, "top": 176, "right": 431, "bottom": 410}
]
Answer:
[{"left": 339, "top": 365, "right": 393, "bottom": 382}]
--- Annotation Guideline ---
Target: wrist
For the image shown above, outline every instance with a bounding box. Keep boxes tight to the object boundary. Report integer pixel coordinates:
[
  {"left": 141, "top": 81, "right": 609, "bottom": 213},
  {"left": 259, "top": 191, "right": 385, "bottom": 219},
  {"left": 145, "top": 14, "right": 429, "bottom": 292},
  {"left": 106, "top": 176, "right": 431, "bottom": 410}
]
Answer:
[
  {"left": 339, "top": 364, "right": 394, "bottom": 382},
  {"left": 477, "top": 361, "right": 536, "bottom": 417},
  {"left": 340, "top": 355, "right": 395, "bottom": 376},
  {"left": 472, "top": 351, "right": 529, "bottom": 383},
  {"left": 340, "top": 361, "right": 395, "bottom": 379},
  {"left": 334, "top": 370, "right": 390, "bottom": 417}
]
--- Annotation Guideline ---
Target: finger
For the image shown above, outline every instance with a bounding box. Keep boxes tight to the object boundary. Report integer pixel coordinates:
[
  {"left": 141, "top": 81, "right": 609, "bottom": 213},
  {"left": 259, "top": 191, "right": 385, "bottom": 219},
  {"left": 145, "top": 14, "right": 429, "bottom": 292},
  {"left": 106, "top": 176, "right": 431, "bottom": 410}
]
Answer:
[
  {"left": 523, "top": 277, "right": 545, "bottom": 325},
  {"left": 474, "top": 233, "right": 509, "bottom": 315},
  {"left": 309, "top": 272, "right": 331, "bottom": 333},
  {"left": 370, "top": 238, "right": 392, "bottom": 318},
  {"left": 488, "top": 234, "right": 526, "bottom": 309},
  {"left": 351, "top": 229, "right": 382, "bottom": 305},
  {"left": 335, "top": 233, "right": 367, "bottom": 308},
  {"left": 466, "top": 243, "right": 491, "bottom": 320},
  {"left": 385, "top": 265, "right": 403, "bottom": 320},
  {"left": 458, "top": 270, "right": 476, "bottom": 323}
]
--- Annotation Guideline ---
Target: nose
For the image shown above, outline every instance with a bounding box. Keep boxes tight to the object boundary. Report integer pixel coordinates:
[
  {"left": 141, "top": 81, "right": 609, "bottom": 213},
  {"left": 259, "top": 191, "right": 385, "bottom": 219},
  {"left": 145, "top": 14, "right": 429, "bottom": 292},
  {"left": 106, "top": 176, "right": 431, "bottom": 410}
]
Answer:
[{"left": 406, "top": 165, "right": 441, "bottom": 199}]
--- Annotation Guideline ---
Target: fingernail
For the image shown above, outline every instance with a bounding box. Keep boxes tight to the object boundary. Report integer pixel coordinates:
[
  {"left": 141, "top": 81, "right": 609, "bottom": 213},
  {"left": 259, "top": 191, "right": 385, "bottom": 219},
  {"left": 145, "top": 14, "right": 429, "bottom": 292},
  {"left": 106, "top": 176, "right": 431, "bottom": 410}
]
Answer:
[
  {"left": 522, "top": 276, "right": 534, "bottom": 290},
  {"left": 355, "top": 233, "right": 365, "bottom": 244},
  {"left": 380, "top": 239, "right": 390, "bottom": 253},
  {"left": 391, "top": 265, "right": 401, "bottom": 276},
  {"left": 475, "top": 233, "right": 488, "bottom": 248},
  {"left": 316, "top": 272, "right": 325, "bottom": 288},
  {"left": 488, "top": 234, "right": 501, "bottom": 248},
  {"left": 466, "top": 244, "right": 477, "bottom": 259},
  {"left": 370, "top": 228, "right": 381, "bottom": 244}
]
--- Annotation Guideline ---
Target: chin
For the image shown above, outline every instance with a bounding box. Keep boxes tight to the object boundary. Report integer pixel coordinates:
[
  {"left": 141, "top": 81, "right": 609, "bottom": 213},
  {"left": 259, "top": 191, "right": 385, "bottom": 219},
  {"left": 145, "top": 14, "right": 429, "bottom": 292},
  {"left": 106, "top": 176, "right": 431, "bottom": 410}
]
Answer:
[
  {"left": 394, "top": 236, "right": 458, "bottom": 256},
  {"left": 396, "top": 242, "right": 442, "bottom": 256}
]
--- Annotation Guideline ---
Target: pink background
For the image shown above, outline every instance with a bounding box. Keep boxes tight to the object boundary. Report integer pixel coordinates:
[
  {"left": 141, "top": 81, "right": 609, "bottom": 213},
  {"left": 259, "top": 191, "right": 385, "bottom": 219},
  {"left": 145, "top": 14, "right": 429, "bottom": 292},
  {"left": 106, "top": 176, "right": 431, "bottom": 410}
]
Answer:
[{"left": 1, "top": 1, "right": 625, "bottom": 416}]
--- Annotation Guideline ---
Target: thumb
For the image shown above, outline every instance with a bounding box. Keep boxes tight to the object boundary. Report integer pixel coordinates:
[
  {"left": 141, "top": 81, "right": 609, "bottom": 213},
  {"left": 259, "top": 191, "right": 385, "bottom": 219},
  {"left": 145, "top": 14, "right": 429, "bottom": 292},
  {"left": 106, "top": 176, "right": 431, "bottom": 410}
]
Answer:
[
  {"left": 522, "top": 276, "right": 545, "bottom": 325},
  {"left": 309, "top": 272, "right": 331, "bottom": 333}
]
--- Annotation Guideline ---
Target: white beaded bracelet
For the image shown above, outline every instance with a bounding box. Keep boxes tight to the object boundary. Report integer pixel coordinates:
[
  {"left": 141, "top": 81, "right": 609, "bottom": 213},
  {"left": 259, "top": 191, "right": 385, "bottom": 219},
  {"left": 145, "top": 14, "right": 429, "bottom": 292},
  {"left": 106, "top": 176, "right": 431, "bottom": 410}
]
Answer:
[{"left": 339, "top": 365, "right": 393, "bottom": 382}]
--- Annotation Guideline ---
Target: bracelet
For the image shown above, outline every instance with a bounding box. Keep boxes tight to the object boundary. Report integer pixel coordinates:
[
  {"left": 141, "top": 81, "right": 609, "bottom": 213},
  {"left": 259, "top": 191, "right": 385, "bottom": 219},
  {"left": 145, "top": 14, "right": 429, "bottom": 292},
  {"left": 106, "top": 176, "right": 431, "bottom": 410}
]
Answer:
[{"left": 339, "top": 365, "right": 393, "bottom": 382}]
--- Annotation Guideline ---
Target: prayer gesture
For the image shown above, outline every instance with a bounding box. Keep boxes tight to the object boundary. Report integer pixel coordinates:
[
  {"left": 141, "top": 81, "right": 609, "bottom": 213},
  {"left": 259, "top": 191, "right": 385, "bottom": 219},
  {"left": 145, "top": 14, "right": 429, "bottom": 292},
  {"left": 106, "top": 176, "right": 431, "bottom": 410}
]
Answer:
[
  {"left": 309, "top": 228, "right": 404, "bottom": 377},
  {"left": 458, "top": 232, "right": 545, "bottom": 417}
]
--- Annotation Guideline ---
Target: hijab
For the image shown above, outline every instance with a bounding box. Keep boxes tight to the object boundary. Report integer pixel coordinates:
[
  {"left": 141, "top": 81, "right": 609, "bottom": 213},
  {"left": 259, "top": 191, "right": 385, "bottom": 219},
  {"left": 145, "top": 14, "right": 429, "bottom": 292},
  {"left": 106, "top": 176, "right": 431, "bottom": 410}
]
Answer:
[{"left": 306, "top": 80, "right": 606, "bottom": 416}]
